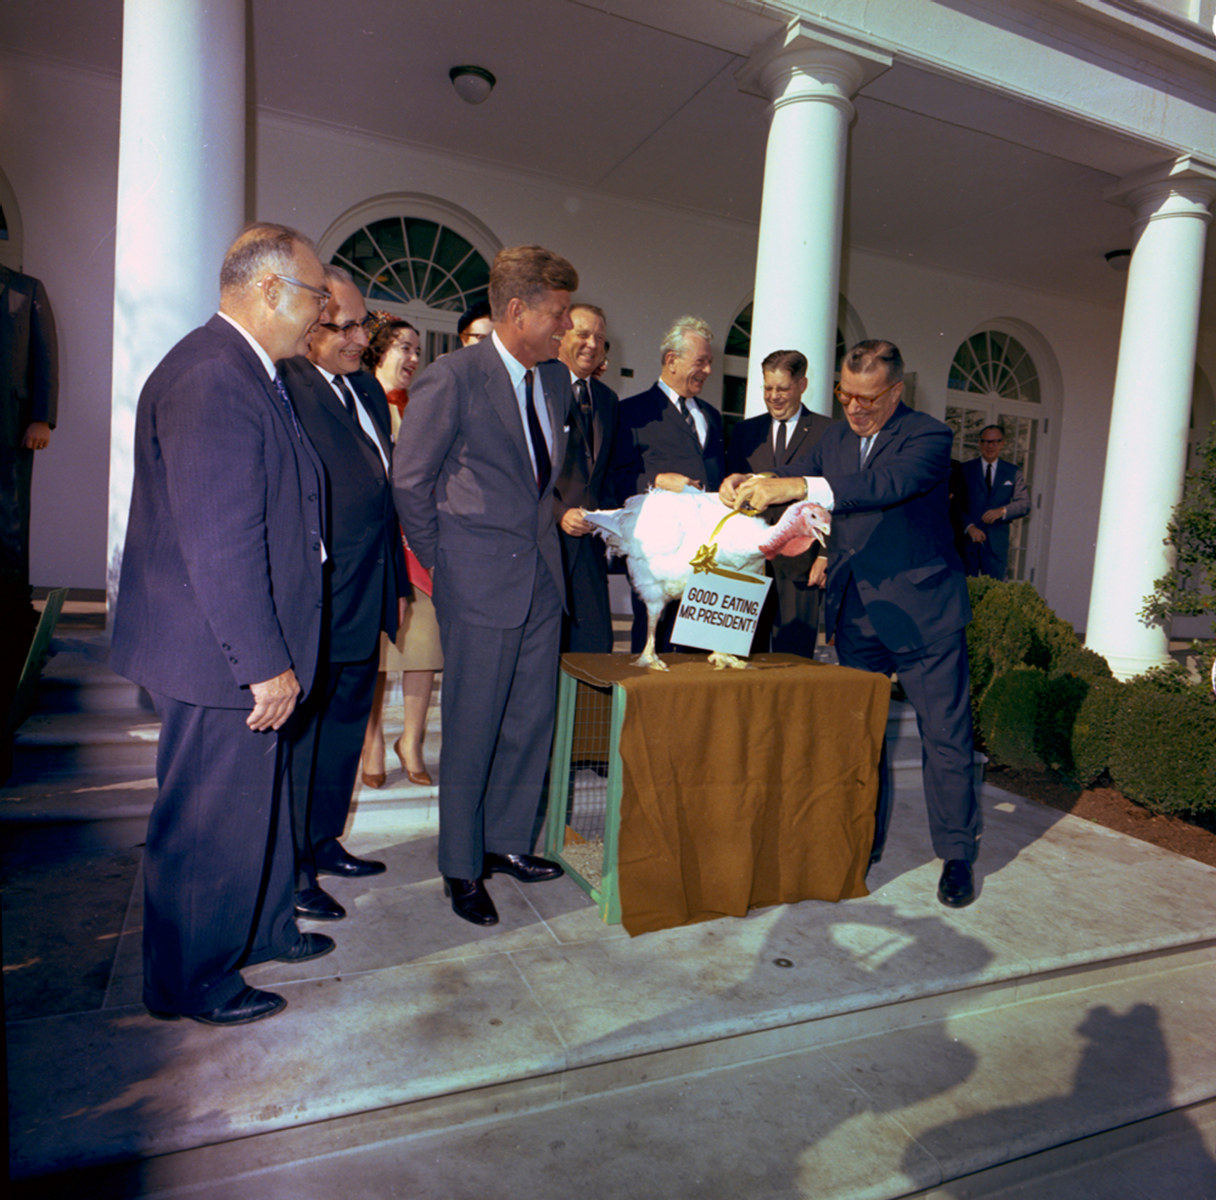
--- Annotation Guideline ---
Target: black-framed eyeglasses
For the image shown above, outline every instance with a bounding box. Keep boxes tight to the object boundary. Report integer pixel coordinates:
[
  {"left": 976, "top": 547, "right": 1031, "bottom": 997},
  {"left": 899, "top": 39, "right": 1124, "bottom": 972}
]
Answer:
[
  {"left": 318, "top": 314, "right": 376, "bottom": 336},
  {"left": 833, "top": 379, "right": 900, "bottom": 409},
  {"left": 261, "top": 274, "right": 332, "bottom": 309}
]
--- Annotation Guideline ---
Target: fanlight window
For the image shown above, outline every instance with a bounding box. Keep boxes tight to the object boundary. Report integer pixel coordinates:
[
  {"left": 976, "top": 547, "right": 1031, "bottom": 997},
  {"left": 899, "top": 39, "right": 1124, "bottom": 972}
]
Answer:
[
  {"left": 331, "top": 217, "right": 489, "bottom": 313},
  {"left": 948, "top": 330, "right": 1040, "bottom": 404},
  {"left": 724, "top": 301, "right": 846, "bottom": 365}
]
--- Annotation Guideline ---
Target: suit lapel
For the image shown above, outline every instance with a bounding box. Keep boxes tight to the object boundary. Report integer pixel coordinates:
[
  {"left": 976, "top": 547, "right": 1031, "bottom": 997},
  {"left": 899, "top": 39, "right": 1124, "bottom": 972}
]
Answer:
[
  {"left": 479, "top": 345, "right": 539, "bottom": 489},
  {"left": 862, "top": 403, "right": 908, "bottom": 469}
]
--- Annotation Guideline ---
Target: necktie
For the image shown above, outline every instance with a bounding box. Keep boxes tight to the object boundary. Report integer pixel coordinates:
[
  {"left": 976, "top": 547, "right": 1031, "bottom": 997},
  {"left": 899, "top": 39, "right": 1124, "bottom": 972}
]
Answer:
[
  {"left": 272, "top": 372, "right": 303, "bottom": 440},
  {"left": 333, "top": 374, "right": 358, "bottom": 420},
  {"left": 678, "top": 397, "right": 700, "bottom": 445},
  {"left": 575, "top": 377, "right": 595, "bottom": 459},
  {"left": 774, "top": 419, "right": 788, "bottom": 464},
  {"left": 524, "top": 369, "right": 550, "bottom": 494},
  {"left": 859, "top": 435, "right": 872, "bottom": 468},
  {"left": 986, "top": 462, "right": 994, "bottom": 491}
]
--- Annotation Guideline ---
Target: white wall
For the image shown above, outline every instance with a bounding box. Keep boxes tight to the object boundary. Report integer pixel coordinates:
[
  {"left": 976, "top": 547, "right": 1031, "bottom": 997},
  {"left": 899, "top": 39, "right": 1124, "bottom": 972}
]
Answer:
[{"left": 0, "top": 55, "right": 120, "bottom": 591}]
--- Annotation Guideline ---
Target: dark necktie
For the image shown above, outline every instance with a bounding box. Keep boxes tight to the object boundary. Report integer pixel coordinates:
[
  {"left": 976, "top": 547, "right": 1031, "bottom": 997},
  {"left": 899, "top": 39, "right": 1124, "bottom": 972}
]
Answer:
[
  {"left": 678, "top": 397, "right": 700, "bottom": 445},
  {"left": 574, "top": 377, "right": 595, "bottom": 459},
  {"left": 333, "top": 374, "right": 358, "bottom": 420},
  {"left": 272, "top": 372, "right": 303, "bottom": 440},
  {"left": 524, "top": 369, "right": 550, "bottom": 494},
  {"left": 774, "top": 419, "right": 788, "bottom": 464},
  {"left": 986, "top": 462, "right": 994, "bottom": 492}
]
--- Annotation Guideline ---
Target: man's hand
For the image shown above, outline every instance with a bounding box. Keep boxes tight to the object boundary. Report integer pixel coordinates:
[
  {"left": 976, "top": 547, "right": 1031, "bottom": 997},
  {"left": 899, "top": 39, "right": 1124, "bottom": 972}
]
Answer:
[
  {"left": 807, "top": 556, "right": 827, "bottom": 588},
  {"left": 655, "top": 472, "right": 697, "bottom": 493},
  {"left": 560, "top": 507, "right": 594, "bottom": 536},
  {"left": 966, "top": 525, "right": 987, "bottom": 543},
  {"left": 22, "top": 421, "right": 51, "bottom": 451},
  {"left": 981, "top": 507, "right": 1004, "bottom": 525},
  {"left": 731, "top": 474, "right": 806, "bottom": 515},
  {"left": 248, "top": 668, "right": 301, "bottom": 731}
]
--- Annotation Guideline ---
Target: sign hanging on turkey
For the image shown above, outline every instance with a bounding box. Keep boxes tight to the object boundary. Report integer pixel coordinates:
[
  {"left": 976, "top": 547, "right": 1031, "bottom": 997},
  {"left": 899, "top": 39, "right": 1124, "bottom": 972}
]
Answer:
[{"left": 671, "top": 560, "right": 772, "bottom": 657}]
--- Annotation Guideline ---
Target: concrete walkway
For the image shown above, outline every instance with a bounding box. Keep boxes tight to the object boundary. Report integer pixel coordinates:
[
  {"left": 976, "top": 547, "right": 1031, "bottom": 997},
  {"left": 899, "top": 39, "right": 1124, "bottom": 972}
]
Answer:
[{"left": 4, "top": 635, "right": 1216, "bottom": 1197}]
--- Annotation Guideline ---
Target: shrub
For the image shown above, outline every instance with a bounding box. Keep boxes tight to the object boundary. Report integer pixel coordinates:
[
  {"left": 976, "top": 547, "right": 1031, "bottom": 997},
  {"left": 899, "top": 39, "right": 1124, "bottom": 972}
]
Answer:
[
  {"left": 1108, "top": 681, "right": 1216, "bottom": 816},
  {"left": 978, "top": 666, "right": 1047, "bottom": 771},
  {"left": 1066, "top": 676, "right": 1123, "bottom": 788}
]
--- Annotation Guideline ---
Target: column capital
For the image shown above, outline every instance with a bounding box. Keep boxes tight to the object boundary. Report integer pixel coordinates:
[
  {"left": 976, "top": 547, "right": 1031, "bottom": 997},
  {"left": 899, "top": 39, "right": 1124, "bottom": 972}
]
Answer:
[
  {"left": 1105, "top": 155, "right": 1216, "bottom": 221},
  {"left": 736, "top": 17, "right": 891, "bottom": 111}
]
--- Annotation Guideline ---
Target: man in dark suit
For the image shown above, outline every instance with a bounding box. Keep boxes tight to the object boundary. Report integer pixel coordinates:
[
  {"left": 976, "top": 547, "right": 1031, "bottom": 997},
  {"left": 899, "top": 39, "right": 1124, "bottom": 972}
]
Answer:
[
  {"left": 394, "top": 245, "right": 576, "bottom": 927},
  {"left": 280, "top": 266, "right": 407, "bottom": 922},
  {"left": 726, "top": 349, "right": 832, "bottom": 658},
  {"left": 554, "top": 302, "right": 619, "bottom": 652},
  {"left": 110, "top": 223, "right": 336, "bottom": 1025},
  {"left": 0, "top": 265, "right": 58, "bottom": 774},
  {"left": 613, "top": 315, "right": 726, "bottom": 654},
  {"left": 960, "top": 425, "right": 1030, "bottom": 579},
  {"left": 726, "top": 340, "right": 981, "bottom": 908}
]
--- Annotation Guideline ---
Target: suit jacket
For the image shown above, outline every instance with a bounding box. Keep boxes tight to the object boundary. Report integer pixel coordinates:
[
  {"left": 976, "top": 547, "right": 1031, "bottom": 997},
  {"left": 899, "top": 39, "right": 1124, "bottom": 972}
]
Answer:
[
  {"left": 960, "top": 455, "right": 1030, "bottom": 569},
  {"left": 280, "top": 358, "right": 405, "bottom": 661},
  {"left": 781, "top": 403, "right": 970, "bottom": 654},
  {"left": 727, "top": 403, "right": 832, "bottom": 582},
  {"left": 556, "top": 373, "right": 618, "bottom": 539},
  {"left": 0, "top": 267, "right": 58, "bottom": 448},
  {"left": 612, "top": 383, "right": 726, "bottom": 500},
  {"left": 110, "top": 315, "right": 326, "bottom": 707},
  {"left": 392, "top": 335, "right": 570, "bottom": 628}
]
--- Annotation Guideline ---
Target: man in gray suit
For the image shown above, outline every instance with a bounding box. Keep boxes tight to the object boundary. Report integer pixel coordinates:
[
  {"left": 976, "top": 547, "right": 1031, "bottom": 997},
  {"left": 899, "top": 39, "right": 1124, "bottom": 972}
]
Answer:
[{"left": 393, "top": 245, "right": 576, "bottom": 927}]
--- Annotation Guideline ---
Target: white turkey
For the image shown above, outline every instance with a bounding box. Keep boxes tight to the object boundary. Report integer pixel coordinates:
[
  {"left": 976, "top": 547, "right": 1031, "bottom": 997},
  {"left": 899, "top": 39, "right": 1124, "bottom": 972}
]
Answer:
[{"left": 584, "top": 487, "right": 831, "bottom": 670}]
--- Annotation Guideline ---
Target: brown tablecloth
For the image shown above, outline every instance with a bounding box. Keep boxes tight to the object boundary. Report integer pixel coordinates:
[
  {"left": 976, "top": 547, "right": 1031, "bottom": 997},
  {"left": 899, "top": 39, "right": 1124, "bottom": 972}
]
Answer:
[{"left": 561, "top": 653, "right": 891, "bottom": 935}]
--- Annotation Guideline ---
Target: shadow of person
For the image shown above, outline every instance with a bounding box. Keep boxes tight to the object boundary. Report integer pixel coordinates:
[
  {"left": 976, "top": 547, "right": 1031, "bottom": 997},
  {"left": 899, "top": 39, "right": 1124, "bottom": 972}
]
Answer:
[{"left": 897, "top": 1001, "right": 1216, "bottom": 1193}]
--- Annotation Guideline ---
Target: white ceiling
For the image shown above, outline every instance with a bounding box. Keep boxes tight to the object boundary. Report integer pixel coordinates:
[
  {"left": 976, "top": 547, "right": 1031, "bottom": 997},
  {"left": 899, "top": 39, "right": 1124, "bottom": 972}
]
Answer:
[{"left": 2, "top": 0, "right": 1211, "bottom": 306}]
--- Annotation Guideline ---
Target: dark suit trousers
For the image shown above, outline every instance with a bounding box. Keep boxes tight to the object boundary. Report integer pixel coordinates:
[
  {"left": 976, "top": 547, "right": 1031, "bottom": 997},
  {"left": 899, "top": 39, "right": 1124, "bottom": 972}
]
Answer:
[
  {"left": 143, "top": 694, "right": 298, "bottom": 1014},
  {"left": 288, "top": 652, "right": 379, "bottom": 889},
  {"left": 562, "top": 533, "right": 613, "bottom": 653},
  {"left": 762, "top": 564, "right": 821, "bottom": 658},
  {"left": 436, "top": 567, "right": 562, "bottom": 879},
  {"left": 964, "top": 538, "right": 1008, "bottom": 580},
  {"left": 834, "top": 579, "right": 981, "bottom": 864}
]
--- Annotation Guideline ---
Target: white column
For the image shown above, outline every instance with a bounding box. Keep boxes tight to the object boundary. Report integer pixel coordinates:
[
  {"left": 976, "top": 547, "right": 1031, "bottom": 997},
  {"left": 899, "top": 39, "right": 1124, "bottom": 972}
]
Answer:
[
  {"left": 107, "top": 0, "right": 246, "bottom": 610},
  {"left": 737, "top": 23, "right": 889, "bottom": 417},
  {"left": 1086, "top": 157, "right": 1216, "bottom": 678}
]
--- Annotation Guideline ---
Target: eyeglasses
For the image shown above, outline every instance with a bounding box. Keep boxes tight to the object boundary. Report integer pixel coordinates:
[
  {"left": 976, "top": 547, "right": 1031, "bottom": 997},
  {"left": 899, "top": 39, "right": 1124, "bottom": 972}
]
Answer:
[
  {"left": 833, "top": 379, "right": 900, "bottom": 409},
  {"left": 979, "top": 437, "right": 1004, "bottom": 445},
  {"left": 318, "top": 314, "right": 376, "bottom": 336},
  {"left": 261, "top": 274, "right": 332, "bottom": 310}
]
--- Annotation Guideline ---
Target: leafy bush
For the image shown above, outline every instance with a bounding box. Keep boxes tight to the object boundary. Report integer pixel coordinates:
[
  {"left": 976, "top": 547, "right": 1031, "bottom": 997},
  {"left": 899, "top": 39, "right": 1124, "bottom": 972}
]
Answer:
[
  {"left": 1066, "top": 677, "right": 1123, "bottom": 788},
  {"left": 978, "top": 666, "right": 1047, "bottom": 771},
  {"left": 1108, "top": 682, "right": 1216, "bottom": 815}
]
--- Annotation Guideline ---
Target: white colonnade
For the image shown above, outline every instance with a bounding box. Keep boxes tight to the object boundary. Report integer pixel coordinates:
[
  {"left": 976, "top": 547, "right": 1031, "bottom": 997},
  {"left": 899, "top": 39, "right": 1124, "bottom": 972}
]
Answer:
[
  {"left": 107, "top": 0, "right": 247, "bottom": 608},
  {"left": 738, "top": 22, "right": 889, "bottom": 418},
  {"left": 1086, "top": 157, "right": 1216, "bottom": 678}
]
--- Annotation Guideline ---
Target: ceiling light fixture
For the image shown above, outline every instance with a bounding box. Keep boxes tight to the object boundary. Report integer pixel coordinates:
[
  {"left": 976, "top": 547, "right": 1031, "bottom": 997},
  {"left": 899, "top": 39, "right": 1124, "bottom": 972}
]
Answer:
[
  {"left": 1104, "top": 249, "right": 1131, "bottom": 272},
  {"left": 449, "top": 65, "right": 496, "bottom": 106}
]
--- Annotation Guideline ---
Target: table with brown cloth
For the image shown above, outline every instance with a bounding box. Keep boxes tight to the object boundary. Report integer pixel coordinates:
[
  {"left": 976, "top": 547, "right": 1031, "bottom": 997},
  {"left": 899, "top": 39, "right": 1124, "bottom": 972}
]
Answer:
[{"left": 556, "top": 652, "right": 890, "bottom": 935}]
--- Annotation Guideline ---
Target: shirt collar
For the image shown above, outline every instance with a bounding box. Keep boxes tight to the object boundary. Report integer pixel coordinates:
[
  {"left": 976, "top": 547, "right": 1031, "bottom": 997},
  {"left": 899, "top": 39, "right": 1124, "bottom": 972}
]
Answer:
[{"left": 217, "top": 311, "right": 276, "bottom": 380}]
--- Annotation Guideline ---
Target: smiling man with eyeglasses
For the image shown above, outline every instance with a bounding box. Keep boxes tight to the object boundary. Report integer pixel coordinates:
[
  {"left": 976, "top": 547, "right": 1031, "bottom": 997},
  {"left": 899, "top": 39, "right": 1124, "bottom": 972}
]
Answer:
[
  {"left": 723, "top": 339, "right": 981, "bottom": 909},
  {"left": 277, "top": 265, "right": 408, "bottom": 923}
]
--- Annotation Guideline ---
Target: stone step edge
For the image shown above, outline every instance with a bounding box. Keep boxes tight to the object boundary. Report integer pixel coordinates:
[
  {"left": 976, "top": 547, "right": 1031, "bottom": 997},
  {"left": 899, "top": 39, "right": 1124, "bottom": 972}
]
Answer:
[{"left": 20, "top": 955, "right": 1211, "bottom": 1194}]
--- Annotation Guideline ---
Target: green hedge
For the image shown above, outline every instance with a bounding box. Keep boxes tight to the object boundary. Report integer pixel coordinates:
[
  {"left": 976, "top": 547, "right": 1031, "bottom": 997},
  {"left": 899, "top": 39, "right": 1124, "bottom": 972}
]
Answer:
[{"left": 965, "top": 580, "right": 1215, "bottom": 815}]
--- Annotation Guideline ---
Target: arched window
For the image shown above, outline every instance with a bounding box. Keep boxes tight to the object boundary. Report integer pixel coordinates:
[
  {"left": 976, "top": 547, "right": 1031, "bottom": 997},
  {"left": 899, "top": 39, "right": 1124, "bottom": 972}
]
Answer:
[
  {"left": 945, "top": 328, "right": 1048, "bottom": 583},
  {"left": 319, "top": 198, "right": 498, "bottom": 368}
]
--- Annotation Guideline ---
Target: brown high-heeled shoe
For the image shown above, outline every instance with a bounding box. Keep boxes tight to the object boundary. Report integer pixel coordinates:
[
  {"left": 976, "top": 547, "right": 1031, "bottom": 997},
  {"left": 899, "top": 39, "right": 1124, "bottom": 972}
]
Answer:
[
  {"left": 394, "top": 738, "right": 432, "bottom": 787},
  {"left": 361, "top": 742, "right": 387, "bottom": 789}
]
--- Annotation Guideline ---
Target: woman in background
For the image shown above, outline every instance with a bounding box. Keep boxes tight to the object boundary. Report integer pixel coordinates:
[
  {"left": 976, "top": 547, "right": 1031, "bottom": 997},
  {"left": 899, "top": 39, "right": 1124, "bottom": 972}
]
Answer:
[{"left": 360, "top": 315, "right": 441, "bottom": 787}]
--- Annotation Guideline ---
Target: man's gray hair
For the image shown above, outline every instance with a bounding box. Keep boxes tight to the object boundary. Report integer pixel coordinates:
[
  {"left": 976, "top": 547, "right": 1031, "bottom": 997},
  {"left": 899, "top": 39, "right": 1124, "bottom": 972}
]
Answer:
[
  {"left": 660, "top": 315, "right": 714, "bottom": 363},
  {"left": 219, "top": 222, "right": 315, "bottom": 294},
  {"left": 323, "top": 263, "right": 356, "bottom": 287}
]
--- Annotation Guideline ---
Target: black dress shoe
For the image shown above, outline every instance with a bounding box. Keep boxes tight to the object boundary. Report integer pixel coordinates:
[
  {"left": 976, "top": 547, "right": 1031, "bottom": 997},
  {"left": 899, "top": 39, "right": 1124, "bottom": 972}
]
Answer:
[
  {"left": 313, "top": 837, "right": 386, "bottom": 878},
  {"left": 275, "top": 932, "right": 336, "bottom": 962},
  {"left": 148, "top": 985, "right": 286, "bottom": 1026},
  {"left": 294, "top": 885, "right": 346, "bottom": 921},
  {"left": 443, "top": 877, "right": 499, "bottom": 926},
  {"left": 484, "top": 852, "right": 564, "bottom": 883},
  {"left": 937, "top": 859, "right": 976, "bottom": 908}
]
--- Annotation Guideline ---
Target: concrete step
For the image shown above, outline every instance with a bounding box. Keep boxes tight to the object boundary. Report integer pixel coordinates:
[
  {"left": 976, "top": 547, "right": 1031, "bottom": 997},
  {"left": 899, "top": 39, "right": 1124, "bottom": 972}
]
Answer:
[{"left": 14, "top": 949, "right": 1215, "bottom": 1198}]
